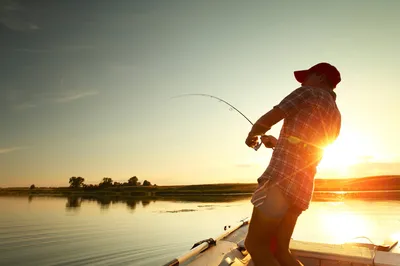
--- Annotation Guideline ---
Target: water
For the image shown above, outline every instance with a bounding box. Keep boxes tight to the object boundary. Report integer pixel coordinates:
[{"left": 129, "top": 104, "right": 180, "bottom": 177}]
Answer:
[{"left": 1, "top": 196, "right": 400, "bottom": 266}]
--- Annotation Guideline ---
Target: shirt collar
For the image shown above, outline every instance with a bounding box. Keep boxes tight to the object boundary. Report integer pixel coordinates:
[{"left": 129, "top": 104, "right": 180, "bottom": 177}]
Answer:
[{"left": 302, "top": 86, "right": 337, "bottom": 101}]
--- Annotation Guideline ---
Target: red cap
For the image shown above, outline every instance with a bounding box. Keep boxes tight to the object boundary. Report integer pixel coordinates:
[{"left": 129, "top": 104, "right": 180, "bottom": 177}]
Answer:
[{"left": 294, "top": 62, "right": 341, "bottom": 88}]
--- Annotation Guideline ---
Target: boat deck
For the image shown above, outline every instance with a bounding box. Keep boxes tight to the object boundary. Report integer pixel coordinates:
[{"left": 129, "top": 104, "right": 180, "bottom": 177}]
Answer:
[{"left": 185, "top": 223, "right": 400, "bottom": 266}]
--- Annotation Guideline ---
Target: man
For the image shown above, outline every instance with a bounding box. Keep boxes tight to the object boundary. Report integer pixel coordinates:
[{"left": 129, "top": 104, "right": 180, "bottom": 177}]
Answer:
[{"left": 244, "top": 62, "right": 342, "bottom": 266}]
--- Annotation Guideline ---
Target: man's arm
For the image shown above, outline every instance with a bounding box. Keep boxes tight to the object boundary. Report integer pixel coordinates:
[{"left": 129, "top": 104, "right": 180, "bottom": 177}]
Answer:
[
  {"left": 249, "top": 87, "right": 314, "bottom": 137},
  {"left": 245, "top": 87, "right": 311, "bottom": 149},
  {"left": 248, "top": 107, "right": 286, "bottom": 137}
]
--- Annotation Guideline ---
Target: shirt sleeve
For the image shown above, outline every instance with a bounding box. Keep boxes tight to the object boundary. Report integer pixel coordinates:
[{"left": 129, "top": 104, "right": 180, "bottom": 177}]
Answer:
[{"left": 274, "top": 87, "right": 314, "bottom": 117}]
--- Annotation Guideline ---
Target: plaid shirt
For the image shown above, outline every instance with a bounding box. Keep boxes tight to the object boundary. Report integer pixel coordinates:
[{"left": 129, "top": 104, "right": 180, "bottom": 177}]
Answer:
[{"left": 258, "top": 86, "right": 341, "bottom": 211}]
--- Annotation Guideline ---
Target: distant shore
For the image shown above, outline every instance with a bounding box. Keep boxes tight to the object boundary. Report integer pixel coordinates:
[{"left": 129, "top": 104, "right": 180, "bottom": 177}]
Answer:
[
  {"left": 1, "top": 175, "right": 400, "bottom": 201},
  {"left": 1, "top": 189, "right": 399, "bottom": 202}
]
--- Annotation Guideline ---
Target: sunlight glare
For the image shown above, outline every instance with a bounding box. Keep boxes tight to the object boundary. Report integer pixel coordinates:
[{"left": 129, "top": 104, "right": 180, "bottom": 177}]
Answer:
[
  {"left": 321, "top": 211, "right": 368, "bottom": 244},
  {"left": 318, "top": 132, "right": 372, "bottom": 172},
  {"left": 390, "top": 232, "right": 400, "bottom": 243}
]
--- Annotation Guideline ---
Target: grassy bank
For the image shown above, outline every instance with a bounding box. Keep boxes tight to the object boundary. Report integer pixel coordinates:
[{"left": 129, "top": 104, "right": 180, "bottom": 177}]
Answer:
[
  {"left": 0, "top": 183, "right": 258, "bottom": 197},
  {"left": 314, "top": 175, "right": 400, "bottom": 191},
  {"left": 1, "top": 175, "right": 400, "bottom": 198}
]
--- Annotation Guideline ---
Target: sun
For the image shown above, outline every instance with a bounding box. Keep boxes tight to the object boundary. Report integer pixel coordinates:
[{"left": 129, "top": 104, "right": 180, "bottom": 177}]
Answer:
[
  {"left": 319, "top": 142, "right": 357, "bottom": 169},
  {"left": 318, "top": 131, "right": 371, "bottom": 172}
]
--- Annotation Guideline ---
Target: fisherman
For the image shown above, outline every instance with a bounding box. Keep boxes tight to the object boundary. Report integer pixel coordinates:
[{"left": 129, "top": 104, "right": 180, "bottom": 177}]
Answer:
[{"left": 244, "top": 63, "right": 342, "bottom": 266}]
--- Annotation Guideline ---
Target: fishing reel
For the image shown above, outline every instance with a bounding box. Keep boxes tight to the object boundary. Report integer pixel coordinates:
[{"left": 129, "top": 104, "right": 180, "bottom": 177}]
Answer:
[
  {"left": 254, "top": 142, "right": 262, "bottom": 151},
  {"left": 254, "top": 135, "right": 275, "bottom": 151}
]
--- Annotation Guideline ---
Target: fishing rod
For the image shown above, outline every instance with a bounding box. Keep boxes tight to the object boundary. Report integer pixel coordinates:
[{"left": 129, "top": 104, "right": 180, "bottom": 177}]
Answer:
[{"left": 171, "top": 93, "right": 273, "bottom": 151}]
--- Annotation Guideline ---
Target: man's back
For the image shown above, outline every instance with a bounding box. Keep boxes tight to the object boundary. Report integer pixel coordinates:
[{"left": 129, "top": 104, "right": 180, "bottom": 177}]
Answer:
[{"left": 259, "top": 86, "right": 341, "bottom": 211}]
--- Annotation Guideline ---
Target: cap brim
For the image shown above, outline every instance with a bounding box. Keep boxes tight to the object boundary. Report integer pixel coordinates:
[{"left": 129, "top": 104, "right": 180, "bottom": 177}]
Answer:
[{"left": 294, "top": 70, "right": 309, "bottom": 83}]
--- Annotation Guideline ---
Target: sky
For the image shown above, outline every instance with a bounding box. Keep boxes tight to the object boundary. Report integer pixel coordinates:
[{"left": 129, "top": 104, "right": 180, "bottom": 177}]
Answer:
[{"left": 1, "top": 0, "right": 400, "bottom": 187}]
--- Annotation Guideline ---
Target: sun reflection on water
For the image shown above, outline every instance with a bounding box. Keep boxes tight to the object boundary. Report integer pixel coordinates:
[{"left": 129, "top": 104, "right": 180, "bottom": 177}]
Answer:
[
  {"left": 320, "top": 210, "right": 368, "bottom": 244},
  {"left": 391, "top": 232, "right": 400, "bottom": 243}
]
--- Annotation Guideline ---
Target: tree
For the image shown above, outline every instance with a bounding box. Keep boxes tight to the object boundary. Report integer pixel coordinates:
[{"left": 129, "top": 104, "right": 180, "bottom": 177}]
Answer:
[
  {"left": 128, "top": 176, "right": 138, "bottom": 186},
  {"left": 142, "top": 180, "right": 151, "bottom": 186},
  {"left": 69, "top": 176, "right": 85, "bottom": 188},
  {"left": 30, "top": 184, "right": 35, "bottom": 190},
  {"left": 99, "top": 177, "right": 113, "bottom": 188}
]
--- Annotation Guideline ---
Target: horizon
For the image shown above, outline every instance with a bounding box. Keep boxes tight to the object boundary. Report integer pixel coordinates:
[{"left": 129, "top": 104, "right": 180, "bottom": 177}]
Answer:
[
  {"left": 2, "top": 174, "right": 400, "bottom": 189},
  {"left": 2, "top": 1, "right": 400, "bottom": 187}
]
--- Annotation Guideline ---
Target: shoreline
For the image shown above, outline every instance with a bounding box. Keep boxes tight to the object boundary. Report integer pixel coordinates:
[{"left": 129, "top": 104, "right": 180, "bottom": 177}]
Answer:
[
  {"left": 1, "top": 186, "right": 400, "bottom": 202},
  {"left": 2, "top": 175, "right": 400, "bottom": 201},
  {"left": 2, "top": 175, "right": 400, "bottom": 192}
]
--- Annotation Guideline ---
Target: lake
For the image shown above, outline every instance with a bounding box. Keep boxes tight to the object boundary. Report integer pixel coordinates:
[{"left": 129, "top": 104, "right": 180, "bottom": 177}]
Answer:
[{"left": 1, "top": 195, "right": 400, "bottom": 265}]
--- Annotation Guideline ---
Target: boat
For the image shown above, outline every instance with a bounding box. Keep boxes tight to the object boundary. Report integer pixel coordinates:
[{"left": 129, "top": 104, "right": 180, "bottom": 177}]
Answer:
[{"left": 163, "top": 218, "right": 400, "bottom": 266}]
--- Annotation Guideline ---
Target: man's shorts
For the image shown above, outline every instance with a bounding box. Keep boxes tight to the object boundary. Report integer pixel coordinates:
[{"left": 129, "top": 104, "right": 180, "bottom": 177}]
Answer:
[{"left": 251, "top": 180, "right": 290, "bottom": 220}]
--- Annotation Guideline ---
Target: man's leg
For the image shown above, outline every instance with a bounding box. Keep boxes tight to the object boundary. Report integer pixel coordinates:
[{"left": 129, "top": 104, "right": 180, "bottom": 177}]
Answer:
[
  {"left": 275, "top": 208, "right": 304, "bottom": 266},
  {"left": 245, "top": 182, "right": 289, "bottom": 266},
  {"left": 245, "top": 207, "right": 280, "bottom": 266}
]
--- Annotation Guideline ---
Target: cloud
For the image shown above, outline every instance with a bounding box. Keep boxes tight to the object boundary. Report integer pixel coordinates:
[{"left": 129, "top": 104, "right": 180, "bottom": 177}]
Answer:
[
  {"left": 12, "top": 102, "right": 36, "bottom": 110},
  {"left": 14, "top": 48, "right": 51, "bottom": 53},
  {"left": 53, "top": 90, "right": 99, "bottom": 103},
  {"left": 4, "top": 88, "right": 99, "bottom": 111},
  {"left": 0, "top": 0, "right": 39, "bottom": 32},
  {"left": 60, "top": 45, "right": 95, "bottom": 52},
  {"left": 4, "top": 88, "right": 39, "bottom": 111},
  {"left": 0, "top": 146, "right": 24, "bottom": 154},
  {"left": 5, "top": 88, "right": 24, "bottom": 102},
  {"left": 14, "top": 45, "right": 95, "bottom": 53}
]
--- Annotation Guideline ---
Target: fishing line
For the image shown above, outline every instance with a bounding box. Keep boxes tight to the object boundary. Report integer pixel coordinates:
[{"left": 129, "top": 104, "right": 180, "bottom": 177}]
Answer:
[
  {"left": 170, "top": 93, "right": 254, "bottom": 125},
  {"left": 170, "top": 93, "right": 273, "bottom": 151}
]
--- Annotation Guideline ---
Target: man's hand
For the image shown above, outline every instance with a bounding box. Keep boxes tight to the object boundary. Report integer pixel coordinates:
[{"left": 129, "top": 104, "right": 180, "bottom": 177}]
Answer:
[
  {"left": 261, "top": 135, "right": 277, "bottom": 149},
  {"left": 245, "top": 133, "right": 260, "bottom": 149},
  {"left": 244, "top": 108, "right": 284, "bottom": 150}
]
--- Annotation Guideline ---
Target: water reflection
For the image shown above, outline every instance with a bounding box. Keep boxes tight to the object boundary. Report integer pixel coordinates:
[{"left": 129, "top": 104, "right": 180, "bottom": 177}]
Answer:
[
  {"left": 142, "top": 200, "right": 150, "bottom": 207},
  {"left": 293, "top": 200, "right": 400, "bottom": 248},
  {"left": 391, "top": 232, "right": 400, "bottom": 244},
  {"left": 97, "top": 197, "right": 111, "bottom": 209},
  {"left": 24, "top": 194, "right": 253, "bottom": 213},
  {"left": 320, "top": 209, "right": 368, "bottom": 244},
  {"left": 66, "top": 197, "right": 82, "bottom": 208},
  {"left": 1, "top": 195, "right": 399, "bottom": 266},
  {"left": 126, "top": 199, "right": 140, "bottom": 210},
  {"left": 63, "top": 196, "right": 144, "bottom": 212}
]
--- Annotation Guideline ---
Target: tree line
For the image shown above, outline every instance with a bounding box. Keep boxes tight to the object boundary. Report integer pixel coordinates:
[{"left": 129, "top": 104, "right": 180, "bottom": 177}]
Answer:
[{"left": 68, "top": 176, "right": 155, "bottom": 189}]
